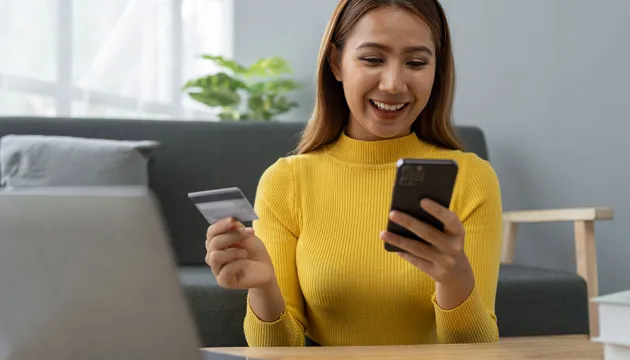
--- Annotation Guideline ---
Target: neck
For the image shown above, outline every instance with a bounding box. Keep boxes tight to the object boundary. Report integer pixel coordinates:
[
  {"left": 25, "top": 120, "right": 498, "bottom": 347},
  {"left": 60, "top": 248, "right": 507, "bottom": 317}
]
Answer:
[
  {"left": 344, "top": 118, "right": 412, "bottom": 142},
  {"left": 325, "top": 130, "right": 434, "bottom": 166}
]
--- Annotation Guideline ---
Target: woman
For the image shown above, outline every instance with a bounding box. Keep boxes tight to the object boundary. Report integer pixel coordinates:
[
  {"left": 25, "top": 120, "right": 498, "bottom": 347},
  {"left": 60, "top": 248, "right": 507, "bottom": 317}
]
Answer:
[{"left": 205, "top": 0, "right": 503, "bottom": 347}]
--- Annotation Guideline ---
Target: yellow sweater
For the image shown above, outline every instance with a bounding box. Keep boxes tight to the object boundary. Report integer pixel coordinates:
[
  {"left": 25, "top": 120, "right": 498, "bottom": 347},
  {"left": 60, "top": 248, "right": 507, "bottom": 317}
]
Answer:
[{"left": 244, "top": 131, "right": 503, "bottom": 346}]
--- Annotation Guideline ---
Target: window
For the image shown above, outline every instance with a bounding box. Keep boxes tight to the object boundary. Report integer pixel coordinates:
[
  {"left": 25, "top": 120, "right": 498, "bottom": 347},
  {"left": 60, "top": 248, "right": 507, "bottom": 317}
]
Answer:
[{"left": 0, "top": 0, "right": 233, "bottom": 120}]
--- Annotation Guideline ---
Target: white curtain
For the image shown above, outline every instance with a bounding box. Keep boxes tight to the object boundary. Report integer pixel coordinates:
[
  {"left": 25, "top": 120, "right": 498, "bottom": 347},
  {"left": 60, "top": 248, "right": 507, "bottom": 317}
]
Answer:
[{"left": 0, "top": 0, "right": 233, "bottom": 120}]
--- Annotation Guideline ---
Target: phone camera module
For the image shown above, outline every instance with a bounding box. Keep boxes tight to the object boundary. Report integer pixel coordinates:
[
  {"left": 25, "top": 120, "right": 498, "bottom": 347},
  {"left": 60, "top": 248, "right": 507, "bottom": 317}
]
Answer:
[{"left": 413, "top": 165, "right": 426, "bottom": 184}]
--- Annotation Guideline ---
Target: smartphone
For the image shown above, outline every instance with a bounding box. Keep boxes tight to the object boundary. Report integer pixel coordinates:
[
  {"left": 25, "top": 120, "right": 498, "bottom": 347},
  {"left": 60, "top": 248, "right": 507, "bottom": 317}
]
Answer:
[{"left": 385, "top": 159, "right": 459, "bottom": 252}]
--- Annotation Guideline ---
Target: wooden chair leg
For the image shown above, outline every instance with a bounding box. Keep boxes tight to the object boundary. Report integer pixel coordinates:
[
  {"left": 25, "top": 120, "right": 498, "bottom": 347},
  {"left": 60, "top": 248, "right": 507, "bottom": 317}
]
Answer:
[
  {"left": 574, "top": 220, "right": 599, "bottom": 338},
  {"left": 502, "top": 221, "right": 518, "bottom": 263}
]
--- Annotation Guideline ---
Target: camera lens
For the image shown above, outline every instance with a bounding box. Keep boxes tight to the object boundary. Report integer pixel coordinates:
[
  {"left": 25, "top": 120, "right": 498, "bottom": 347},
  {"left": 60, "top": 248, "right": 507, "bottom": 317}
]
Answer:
[
  {"left": 400, "top": 177, "right": 411, "bottom": 186},
  {"left": 403, "top": 166, "right": 413, "bottom": 174}
]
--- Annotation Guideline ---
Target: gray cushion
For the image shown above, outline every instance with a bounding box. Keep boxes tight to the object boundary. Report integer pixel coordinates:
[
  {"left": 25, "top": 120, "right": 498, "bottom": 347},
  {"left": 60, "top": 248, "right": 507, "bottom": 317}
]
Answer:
[
  {"left": 0, "top": 134, "right": 159, "bottom": 188},
  {"left": 496, "top": 264, "right": 589, "bottom": 336}
]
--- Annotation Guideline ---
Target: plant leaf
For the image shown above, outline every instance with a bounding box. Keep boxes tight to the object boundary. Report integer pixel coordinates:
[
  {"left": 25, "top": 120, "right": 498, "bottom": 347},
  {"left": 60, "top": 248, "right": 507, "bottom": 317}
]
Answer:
[
  {"left": 247, "top": 95, "right": 265, "bottom": 112},
  {"left": 182, "top": 72, "right": 246, "bottom": 92},
  {"left": 248, "top": 95, "right": 269, "bottom": 120},
  {"left": 266, "top": 79, "right": 301, "bottom": 93},
  {"left": 269, "top": 96, "right": 299, "bottom": 115},
  {"left": 187, "top": 90, "right": 240, "bottom": 108},
  {"left": 218, "top": 108, "right": 241, "bottom": 121},
  {"left": 183, "top": 72, "right": 245, "bottom": 107},
  {"left": 247, "top": 79, "right": 301, "bottom": 95},
  {"left": 247, "top": 56, "right": 294, "bottom": 77},
  {"left": 199, "top": 54, "right": 248, "bottom": 75}
]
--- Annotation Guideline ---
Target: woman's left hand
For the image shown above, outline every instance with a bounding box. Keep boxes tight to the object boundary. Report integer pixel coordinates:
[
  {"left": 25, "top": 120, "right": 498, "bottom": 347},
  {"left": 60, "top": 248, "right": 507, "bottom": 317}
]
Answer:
[{"left": 380, "top": 198, "right": 475, "bottom": 297}]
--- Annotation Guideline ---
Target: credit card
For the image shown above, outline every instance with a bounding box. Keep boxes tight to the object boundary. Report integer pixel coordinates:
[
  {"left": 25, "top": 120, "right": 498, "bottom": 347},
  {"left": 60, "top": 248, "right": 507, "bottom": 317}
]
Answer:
[{"left": 188, "top": 187, "right": 258, "bottom": 224}]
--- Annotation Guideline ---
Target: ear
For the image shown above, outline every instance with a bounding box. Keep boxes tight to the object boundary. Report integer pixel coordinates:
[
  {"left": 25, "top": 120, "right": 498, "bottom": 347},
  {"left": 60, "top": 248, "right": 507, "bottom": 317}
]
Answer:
[{"left": 328, "top": 43, "right": 343, "bottom": 82}]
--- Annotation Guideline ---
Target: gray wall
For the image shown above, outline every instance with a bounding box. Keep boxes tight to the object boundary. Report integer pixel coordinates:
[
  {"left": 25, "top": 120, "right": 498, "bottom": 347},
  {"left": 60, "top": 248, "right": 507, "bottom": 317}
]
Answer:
[
  {"left": 442, "top": 0, "right": 630, "bottom": 295},
  {"left": 233, "top": 0, "right": 630, "bottom": 295}
]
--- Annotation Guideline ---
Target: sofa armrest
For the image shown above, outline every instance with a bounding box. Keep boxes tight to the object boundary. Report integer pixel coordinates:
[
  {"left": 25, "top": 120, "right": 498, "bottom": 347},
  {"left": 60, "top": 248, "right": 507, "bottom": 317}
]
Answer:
[
  {"left": 502, "top": 207, "right": 613, "bottom": 223},
  {"left": 501, "top": 206, "right": 614, "bottom": 338}
]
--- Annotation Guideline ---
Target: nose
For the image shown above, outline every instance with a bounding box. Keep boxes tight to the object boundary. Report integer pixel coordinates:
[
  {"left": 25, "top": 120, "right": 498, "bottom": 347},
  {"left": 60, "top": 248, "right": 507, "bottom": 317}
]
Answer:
[{"left": 378, "top": 64, "right": 407, "bottom": 94}]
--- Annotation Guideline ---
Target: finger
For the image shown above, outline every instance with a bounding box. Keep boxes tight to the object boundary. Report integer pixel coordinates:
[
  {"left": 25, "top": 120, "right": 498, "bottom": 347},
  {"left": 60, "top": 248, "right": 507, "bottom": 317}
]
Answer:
[
  {"left": 216, "top": 258, "right": 249, "bottom": 289},
  {"left": 398, "top": 252, "right": 435, "bottom": 273},
  {"left": 206, "top": 248, "right": 248, "bottom": 277},
  {"left": 388, "top": 211, "right": 450, "bottom": 250},
  {"left": 380, "top": 231, "right": 441, "bottom": 263},
  {"left": 420, "top": 199, "right": 465, "bottom": 236},
  {"left": 208, "top": 227, "right": 254, "bottom": 251},
  {"left": 206, "top": 217, "right": 244, "bottom": 240}
]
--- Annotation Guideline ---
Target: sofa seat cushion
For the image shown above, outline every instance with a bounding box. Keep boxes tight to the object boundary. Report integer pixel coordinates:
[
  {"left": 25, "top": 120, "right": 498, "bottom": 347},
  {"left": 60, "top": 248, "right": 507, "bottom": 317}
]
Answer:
[
  {"left": 179, "top": 266, "right": 248, "bottom": 347},
  {"left": 496, "top": 264, "right": 589, "bottom": 337},
  {"left": 180, "top": 264, "right": 590, "bottom": 346}
]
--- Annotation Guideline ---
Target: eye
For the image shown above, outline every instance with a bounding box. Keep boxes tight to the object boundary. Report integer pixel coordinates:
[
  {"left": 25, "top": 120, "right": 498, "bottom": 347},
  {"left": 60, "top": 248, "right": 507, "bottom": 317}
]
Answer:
[
  {"left": 407, "top": 60, "right": 428, "bottom": 69},
  {"left": 358, "top": 56, "right": 383, "bottom": 66}
]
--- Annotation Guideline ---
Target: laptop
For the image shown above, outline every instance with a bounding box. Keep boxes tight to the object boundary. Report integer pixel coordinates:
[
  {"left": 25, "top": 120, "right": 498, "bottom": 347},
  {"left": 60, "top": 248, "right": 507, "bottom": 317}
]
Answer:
[{"left": 0, "top": 187, "right": 251, "bottom": 360}]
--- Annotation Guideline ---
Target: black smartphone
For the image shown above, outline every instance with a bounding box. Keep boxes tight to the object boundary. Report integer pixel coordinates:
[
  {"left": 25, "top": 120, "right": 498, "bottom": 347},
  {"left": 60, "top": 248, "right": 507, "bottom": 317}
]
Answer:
[{"left": 385, "top": 158, "right": 459, "bottom": 252}]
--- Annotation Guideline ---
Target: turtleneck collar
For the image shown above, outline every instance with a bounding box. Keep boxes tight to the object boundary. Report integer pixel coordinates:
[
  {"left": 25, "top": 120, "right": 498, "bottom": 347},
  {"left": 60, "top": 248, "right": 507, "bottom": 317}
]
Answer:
[{"left": 325, "top": 130, "right": 435, "bottom": 166}]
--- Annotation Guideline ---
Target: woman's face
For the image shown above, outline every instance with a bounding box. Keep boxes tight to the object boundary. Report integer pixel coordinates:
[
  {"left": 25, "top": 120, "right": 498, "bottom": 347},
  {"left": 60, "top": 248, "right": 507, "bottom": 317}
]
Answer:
[{"left": 330, "top": 6, "right": 437, "bottom": 141}]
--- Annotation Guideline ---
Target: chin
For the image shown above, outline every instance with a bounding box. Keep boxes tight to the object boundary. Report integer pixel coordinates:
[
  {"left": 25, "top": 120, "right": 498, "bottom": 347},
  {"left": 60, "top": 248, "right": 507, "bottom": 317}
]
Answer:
[{"left": 366, "top": 121, "right": 413, "bottom": 140}]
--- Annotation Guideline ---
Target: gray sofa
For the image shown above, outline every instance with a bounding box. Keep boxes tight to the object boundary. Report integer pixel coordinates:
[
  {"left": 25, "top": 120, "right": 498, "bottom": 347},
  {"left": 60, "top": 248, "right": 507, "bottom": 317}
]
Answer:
[{"left": 0, "top": 117, "right": 589, "bottom": 346}]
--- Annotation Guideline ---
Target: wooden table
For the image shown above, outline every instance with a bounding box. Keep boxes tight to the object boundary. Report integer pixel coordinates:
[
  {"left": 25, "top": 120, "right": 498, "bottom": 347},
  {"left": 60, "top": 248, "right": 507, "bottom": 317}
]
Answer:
[{"left": 203, "top": 335, "right": 603, "bottom": 360}]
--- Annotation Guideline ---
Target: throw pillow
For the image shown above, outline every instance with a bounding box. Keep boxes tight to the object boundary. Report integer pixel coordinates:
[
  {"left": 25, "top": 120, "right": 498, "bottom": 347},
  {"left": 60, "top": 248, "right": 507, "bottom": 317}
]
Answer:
[{"left": 0, "top": 135, "right": 160, "bottom": 188}]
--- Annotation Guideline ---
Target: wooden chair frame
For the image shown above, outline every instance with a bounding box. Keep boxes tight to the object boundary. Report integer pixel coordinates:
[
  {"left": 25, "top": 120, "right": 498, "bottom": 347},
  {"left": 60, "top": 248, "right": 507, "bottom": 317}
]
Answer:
[{"left": 501, "top": 207, "right": 614, "bottom": 338}]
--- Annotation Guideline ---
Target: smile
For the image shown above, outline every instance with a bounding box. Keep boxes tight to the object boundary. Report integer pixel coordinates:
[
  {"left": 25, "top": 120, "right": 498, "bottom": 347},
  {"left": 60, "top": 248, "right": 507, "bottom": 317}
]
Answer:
[{"left": 370, "top": 100, "right": 409, "bottom": 112}]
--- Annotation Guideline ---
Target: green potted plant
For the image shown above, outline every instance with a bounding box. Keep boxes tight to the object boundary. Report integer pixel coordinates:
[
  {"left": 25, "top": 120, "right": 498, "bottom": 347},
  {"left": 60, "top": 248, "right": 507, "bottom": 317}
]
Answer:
[{"left": 182, "top": 55, "right": 301, "bottom": 121}]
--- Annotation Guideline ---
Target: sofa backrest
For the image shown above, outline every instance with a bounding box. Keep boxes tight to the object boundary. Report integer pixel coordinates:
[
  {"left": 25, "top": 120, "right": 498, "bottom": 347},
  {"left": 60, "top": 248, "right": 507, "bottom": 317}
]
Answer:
[{"left": 0, "top": 117, "right": 488, "bottom": 265}]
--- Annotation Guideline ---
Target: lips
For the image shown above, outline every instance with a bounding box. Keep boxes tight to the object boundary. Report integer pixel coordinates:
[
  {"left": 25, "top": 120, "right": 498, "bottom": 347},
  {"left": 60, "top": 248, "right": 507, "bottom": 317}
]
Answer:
[
  {"left": 369, "top": 99, "right": 409, "bottom": 112},
  {"left": 368, "top": 99, "right": 410, "bottom": 120}
]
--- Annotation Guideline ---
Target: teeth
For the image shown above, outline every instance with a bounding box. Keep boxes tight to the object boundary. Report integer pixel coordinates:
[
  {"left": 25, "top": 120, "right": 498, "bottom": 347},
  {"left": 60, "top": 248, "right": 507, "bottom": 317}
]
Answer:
[{"left": 372, "top": 100, "right": 406, "bottom": 111}]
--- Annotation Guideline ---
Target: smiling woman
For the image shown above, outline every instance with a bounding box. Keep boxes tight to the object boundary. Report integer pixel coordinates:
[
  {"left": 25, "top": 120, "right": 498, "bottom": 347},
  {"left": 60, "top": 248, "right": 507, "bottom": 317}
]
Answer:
[
  {"left": 328, "top": 6, "right": 439, "bottom": 141},
  {"left": 204, "top": 0, "right": 504, "bottom": 348},
  {"left": 298, "top": 0, "right": 460, "bottom": 152}
]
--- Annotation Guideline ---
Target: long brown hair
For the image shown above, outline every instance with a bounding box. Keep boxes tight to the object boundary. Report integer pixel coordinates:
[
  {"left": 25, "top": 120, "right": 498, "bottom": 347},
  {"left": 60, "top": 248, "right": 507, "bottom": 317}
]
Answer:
[{"left": 296, "top": 0, "right": 462, "bottom": 154}]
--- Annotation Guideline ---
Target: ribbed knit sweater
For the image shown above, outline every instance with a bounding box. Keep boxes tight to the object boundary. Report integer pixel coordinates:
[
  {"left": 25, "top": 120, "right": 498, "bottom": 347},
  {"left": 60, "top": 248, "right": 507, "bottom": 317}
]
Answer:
[{"left": 243, "top": 131, "right": 503, "bottom": 346}]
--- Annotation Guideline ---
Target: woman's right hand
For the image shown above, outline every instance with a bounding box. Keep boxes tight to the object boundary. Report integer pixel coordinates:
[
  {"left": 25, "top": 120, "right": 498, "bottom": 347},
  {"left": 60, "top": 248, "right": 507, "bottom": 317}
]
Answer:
[{"left": 205, "top": 217, "right": 276, "bottom": 290}]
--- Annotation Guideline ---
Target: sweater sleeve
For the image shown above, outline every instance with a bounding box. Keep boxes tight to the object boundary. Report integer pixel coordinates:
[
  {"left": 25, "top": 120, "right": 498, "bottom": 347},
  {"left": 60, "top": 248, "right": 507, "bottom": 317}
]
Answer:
[
  {"left": 433, "top": 157, "right": 503, "bottom": 343},
  {"left": 243, "top": 157, "right": 307, "bottom": 347}
]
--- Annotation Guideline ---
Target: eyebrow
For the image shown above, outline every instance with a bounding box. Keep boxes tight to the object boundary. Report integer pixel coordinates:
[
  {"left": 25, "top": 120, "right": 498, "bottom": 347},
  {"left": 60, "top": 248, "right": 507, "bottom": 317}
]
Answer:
[{"left": 355, "top": 42, "right": 433, "bottom": 56}]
